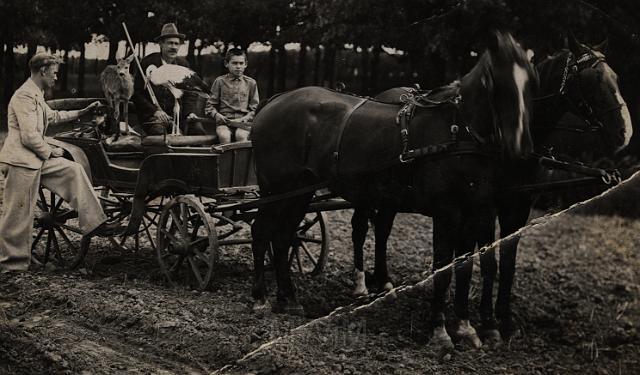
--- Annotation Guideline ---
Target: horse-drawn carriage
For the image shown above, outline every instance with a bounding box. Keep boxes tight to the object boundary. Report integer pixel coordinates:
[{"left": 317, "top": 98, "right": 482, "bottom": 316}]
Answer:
[{"left": 33, "top": 97, "right": 341, "bottom": 289}]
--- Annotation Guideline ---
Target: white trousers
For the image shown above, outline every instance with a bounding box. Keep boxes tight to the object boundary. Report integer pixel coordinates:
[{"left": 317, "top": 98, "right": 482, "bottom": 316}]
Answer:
[{"left": 0, "top": 157, "right": 106, "bottom": 271}]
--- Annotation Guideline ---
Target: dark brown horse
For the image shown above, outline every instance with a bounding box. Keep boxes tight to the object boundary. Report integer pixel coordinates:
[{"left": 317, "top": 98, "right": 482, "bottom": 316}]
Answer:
[
  {"left": 349, "top": 33, "right": 632, "bottom": 345},
  {"left": 250, "top": 31, "right": 536, "bottom": 350},
  {"left": 477, "top": 33, "right": 632, "bottom": 341}
]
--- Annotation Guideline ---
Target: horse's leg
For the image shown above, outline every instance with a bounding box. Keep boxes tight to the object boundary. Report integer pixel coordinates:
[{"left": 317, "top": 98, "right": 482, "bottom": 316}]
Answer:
[
  {"left": 270, "top": 193, "right": 314, "bottom": 316},
  {"left": 251, "top": 204, "right": 276, "bottom": 313},
  {"left": 495, "top": 197, "right": 531, "bottom": 337},
  {"left": 373, "top": 208, "right": 395, "bottom": 292},
  {"left": 351, "top": 207, "right": 369, "bottom": 296},
  {"left": 452, "top": 216, "right": 482, "bottom": 349},
  {"left": 477, "top": 216, "right": 502, "bottom": 345},
  {"left": 430, "top": 215, "right": 459, "bottom": 350}
]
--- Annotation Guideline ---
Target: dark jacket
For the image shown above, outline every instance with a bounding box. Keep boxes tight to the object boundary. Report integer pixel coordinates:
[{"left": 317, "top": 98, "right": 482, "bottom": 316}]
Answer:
[{"left": 131, "top": 52, "right": 190, "bottom": 126}]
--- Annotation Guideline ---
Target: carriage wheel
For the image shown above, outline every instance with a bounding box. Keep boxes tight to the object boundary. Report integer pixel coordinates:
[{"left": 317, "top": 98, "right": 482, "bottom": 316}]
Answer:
[
  {"left": 288, "top": 211, "right": 329, "bottom": 275},
  {"left": 32, "top": 186, "right": 89, "bottom": 269},
  {"left": 99, "top": 189, "right": 164, "bottom": 253},
  {"left": 156, "top": 195, "right": 218, "bottom": 289}
]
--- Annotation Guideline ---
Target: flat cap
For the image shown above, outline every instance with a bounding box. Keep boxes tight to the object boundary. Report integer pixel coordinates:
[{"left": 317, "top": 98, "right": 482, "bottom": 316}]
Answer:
[{"left": 28, "top": 52, "right": 64, "bottom": 71}]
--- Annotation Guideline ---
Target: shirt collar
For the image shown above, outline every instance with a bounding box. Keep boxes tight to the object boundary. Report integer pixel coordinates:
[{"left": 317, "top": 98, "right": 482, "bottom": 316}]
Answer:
[
  {"left": 25, "top": 78, "right": 44, "bottom": 98},
  {"left": 227, "top": 73, "right": 243, "bottom": 81}
]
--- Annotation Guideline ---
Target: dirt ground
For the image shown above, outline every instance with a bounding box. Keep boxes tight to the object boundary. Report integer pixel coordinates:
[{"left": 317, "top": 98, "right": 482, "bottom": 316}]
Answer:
[{"left": 0, "top": 146, "right": 639, "bottom": 374}]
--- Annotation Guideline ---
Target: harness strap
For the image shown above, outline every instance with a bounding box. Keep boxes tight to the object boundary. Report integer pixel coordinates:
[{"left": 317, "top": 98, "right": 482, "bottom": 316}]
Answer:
[{"left": 333, "top": 98, "right": 368, "bottom": 174}]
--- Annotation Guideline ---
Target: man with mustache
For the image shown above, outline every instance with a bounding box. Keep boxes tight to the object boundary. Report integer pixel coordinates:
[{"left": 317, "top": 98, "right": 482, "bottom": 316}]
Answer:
[{"left": 132, "top": 23, "right": 204, "bottom": 135}]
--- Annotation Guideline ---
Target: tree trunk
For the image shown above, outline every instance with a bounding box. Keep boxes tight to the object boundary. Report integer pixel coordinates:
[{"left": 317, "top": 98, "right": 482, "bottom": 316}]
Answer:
[
  {"left": 277, "top": 43, "right": 287, "bottom": 92},
  {"left": 360, "top": 46, "right": 370, "bottom": 93},
  {"left": 59, "top": 44, "right": 70, "bottom": 94},
  {"left": 108, "top": 34, "right": 118, "bottom": 64},
  {"left": 369, "top": 44, "right": 381, "bottom": 95},
  {"left": 78, "top": 42, "right": 86, "bottom": 97},
  {"left": 313, "top": 46, "right": 322, "bottom": 86},
  {"left": 296, "top": 43, "right": 307, "bottom": 88},
  {"left": 322, "top": 45, "right": 336, "bottom": 88},
  {"left": 267, "top": 44, "right": 276, "bottom": 97},
  {"left": 3, "top": 36, "right": 15, "bottom": 109},
  {"left": 24, "top": 41, "right": 37, "bottom": 80},
  {"left": 187, "top": 39, "right": 196, "bottom": 67}
]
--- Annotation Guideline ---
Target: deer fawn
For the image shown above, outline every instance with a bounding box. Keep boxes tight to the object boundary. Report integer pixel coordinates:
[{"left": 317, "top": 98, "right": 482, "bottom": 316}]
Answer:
[{"left": 100, "top": 54, "right": 135, "bottom": 138}]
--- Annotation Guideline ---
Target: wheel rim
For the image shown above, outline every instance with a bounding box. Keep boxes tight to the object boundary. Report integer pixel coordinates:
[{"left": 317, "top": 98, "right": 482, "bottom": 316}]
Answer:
[
  {"left": 32, "top": 187, "right": 88, "bottom": 269},
  {"left": 156, "top": 195, "right": 217, "bottom": 289},
  {"left": 288, "top": 211, "right": 329, "bottom": 275}
]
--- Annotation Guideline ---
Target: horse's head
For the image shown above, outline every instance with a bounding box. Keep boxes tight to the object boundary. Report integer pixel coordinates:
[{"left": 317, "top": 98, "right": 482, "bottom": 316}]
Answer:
[
  {"left": 562, "top": 33, "right": 632, "bottom": 154},
  {"left": 462, "top": 31, "right": 537, "bottom": 158}
]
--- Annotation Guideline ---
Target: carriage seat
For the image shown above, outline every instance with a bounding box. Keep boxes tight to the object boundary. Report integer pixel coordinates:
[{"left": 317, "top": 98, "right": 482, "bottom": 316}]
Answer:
[
  {"left": 141, "top": 134, "right": 219, "bottom": 147},
  {"left": 103, "top": 134, "right": 145, "bottom": 153}
]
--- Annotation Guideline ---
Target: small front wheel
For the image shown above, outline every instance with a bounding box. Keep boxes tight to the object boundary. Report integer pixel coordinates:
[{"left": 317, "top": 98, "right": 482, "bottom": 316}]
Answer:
[{"left": 156, "top": 195, "right": 218, "bottom": 289}]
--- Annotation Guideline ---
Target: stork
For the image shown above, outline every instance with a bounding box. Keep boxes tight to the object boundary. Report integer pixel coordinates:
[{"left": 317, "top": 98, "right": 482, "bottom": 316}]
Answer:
[{"left": 148, "top": 64, "right": 210, "bottom": 135}]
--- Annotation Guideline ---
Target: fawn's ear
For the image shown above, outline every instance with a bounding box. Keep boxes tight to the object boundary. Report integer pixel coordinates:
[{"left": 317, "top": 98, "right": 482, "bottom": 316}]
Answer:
[{"left": 125, "top": 54, "right": 135, "bottom": 63}]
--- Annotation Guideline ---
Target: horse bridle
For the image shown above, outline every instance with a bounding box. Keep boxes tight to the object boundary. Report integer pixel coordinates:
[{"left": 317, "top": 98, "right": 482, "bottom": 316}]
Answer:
[{"left": 536, "top": 52, "right": 625, "bottom": 134}]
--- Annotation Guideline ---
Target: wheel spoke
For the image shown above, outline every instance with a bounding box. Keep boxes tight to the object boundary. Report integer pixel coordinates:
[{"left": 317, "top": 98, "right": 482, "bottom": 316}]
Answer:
[
  {"left": 169, "top": 208, "right": 184, "bottom": 235},
  {"left": 31, "top": 228, "right": 45, "bottom": 251},
  {"left": 52, "top": 195, "right": 64, "bottom": 214},
  {"left": 187, "top": 256, "right": 204, "bottom": 285},
  {"left": 159, "top": 227, "right": 181, "bottom": 244},
  {"left": 39, "top": 189, "right": 49, "bottom": 210},
  {"left": 298, "top": 214, "right": 320, "bottom": 232},
  {"left": 58, "top": 223, "right": 83, "bottom": 234},
  {"left": 296, "top": 235, "right": 322, "bottom": 244},
  {"left": 300, "top": 242, "right": 318, "bottom": 267},
  {"left": 51, "top": 231, "right": 64, "bottom": 263},
  {"left": 44, "top": 230, "right": 53, "bottom": 263},
  {"left": 180, "top": 204, "right": 189, "bottom": 234},
  {"left": 144, "top": 222, "right": 157, "bottom": 251},
  {"left": 189, "top": 237, "right": 209, "bottom": 250},
  {"left": 55, "top": 227, "right": 77, "bottom": 252}
]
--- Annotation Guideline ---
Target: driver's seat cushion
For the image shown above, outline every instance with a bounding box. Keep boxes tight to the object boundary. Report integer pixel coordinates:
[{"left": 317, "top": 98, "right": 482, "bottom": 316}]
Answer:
[
  {"left": 141, "top": 134, "right": 218, "bottom": 147},
  {"left": 103, "top": 135, "right": 145, "bottom": 152}
]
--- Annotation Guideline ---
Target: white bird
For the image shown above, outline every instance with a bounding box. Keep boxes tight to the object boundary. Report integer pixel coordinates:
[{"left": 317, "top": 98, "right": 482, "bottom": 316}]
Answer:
[{"left": 148, "top": 64, "right": 210, "bottom": 135}]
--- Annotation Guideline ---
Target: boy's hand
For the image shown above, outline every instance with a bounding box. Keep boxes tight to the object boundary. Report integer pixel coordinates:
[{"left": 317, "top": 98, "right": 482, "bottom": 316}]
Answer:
[
  {"left": 187, "top": 113, "right": 199, "bottom": 121},
  {"left": 215, "top": 113, "right": 229, "bottom": 124}
]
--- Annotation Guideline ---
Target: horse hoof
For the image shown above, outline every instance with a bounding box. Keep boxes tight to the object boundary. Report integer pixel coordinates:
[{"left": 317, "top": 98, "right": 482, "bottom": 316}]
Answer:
[
  {"left": 482, "top": 329, "right": 503, "bottom": 348},
  {"left": 431, "top": 326, "right": 454, "bottom": 350},
  {"left": 353, "top": 270, "right": 369, "bottom": 296},
  {"left": 382, "top": 282, "right": 394, "bottom": 292},
  {"left": 251, "top": 300, "right": 272, "bottom": 315},
  {"left": 456, "top": 320, "right": 482, "bottom": 349}
]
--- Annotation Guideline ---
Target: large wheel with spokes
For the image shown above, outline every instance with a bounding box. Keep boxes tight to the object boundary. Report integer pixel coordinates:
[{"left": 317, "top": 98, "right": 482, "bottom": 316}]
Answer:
[
  {"left": 288, "top": 211, "right": 329, "bottom": 275},
  {"left": 156, "top": 195, "right": 218, "bottom": 289},
  {"left": 32, "top": 186, "right": 89, "bottom": 269}
]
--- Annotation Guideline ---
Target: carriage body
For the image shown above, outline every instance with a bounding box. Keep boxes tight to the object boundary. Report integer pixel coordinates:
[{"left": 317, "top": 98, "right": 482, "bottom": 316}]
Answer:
[{"left": 32, "top": 98, "right": 329, "bottom": 289}]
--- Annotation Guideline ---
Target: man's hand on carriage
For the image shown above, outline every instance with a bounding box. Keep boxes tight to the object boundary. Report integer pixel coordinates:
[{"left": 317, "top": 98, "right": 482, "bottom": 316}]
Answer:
[
  {"left": 153, "top": 110, "right": 173, "bottom": 125},
  {"left": 80, "top": 101, "right": 102, "bottom": 116}
]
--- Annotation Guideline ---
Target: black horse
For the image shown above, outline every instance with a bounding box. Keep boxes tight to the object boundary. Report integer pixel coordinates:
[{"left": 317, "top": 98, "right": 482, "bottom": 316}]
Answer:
[
  {"left": 250, "top": 31, "right": 537, "bottom": 350},
  {"left": 349, "top": 33, "right": 632, "bottom": 345},
  {"left": 477, "top": 33, "right": 632, "bottom": 342}
]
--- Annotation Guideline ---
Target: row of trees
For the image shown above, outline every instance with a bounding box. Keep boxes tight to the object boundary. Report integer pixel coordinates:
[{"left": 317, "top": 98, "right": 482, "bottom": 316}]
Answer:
[{"left": 2, "top": 0, "right": 640, "bottom": 142}]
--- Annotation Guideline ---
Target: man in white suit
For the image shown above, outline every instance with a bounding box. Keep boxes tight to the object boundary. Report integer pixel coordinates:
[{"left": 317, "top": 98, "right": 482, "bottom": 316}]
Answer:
[{"left": 0, "top": 52, "right": 120, "bottom": 273}]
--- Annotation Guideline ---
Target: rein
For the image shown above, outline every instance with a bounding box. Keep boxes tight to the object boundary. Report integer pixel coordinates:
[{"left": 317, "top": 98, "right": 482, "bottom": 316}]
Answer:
[{"left": 534, "top": 52, "right": 624, "bottom": 134}]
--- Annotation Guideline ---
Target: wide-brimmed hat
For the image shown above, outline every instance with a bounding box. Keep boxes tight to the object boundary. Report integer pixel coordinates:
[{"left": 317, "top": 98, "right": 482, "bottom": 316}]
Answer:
[
  {"left": 155, "top": 23, "right": 186, "bottom": 42},
  {"left": 29, "top": 52, "right": 64, "bottom": 71}
]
